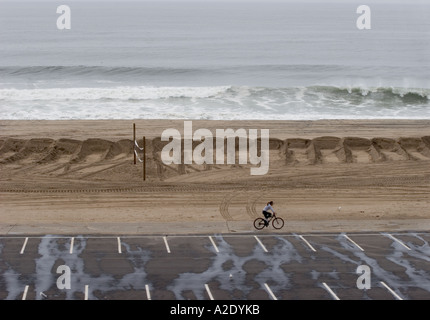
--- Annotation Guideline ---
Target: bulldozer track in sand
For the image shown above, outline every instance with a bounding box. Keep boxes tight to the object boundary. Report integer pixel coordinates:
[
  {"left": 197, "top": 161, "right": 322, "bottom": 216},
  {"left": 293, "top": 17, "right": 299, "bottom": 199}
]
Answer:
[{"left": 0, "top": 172, "right": 429, "bottom": 194}]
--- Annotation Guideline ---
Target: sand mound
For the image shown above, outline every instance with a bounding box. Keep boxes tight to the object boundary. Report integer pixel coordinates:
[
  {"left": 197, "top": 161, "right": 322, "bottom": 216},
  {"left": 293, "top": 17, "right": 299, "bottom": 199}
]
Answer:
[{"left": 0, "top": 136, "right": 429, "bottom": 187}]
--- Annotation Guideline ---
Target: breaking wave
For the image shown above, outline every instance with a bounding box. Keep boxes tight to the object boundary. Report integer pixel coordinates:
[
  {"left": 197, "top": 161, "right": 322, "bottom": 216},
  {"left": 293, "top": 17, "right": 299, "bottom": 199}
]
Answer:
[{"left": 0, "top": 84, "right": 428, "bottom": 120}]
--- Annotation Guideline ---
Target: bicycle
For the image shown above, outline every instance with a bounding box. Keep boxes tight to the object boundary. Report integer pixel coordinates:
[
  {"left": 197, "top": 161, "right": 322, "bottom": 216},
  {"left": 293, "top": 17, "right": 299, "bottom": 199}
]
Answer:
[{"left": 253, "top": 212, "right": 284, "bottom": 230}]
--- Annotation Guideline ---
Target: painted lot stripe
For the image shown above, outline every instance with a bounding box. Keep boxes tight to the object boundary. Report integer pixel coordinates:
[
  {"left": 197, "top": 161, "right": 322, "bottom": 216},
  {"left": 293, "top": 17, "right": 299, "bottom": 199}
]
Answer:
[
  {"left": 380, "top": 282, "right": 403, "bottom": 300},
  {"left": 298, "top": 235, "right": 317, "bottom": 252},
  {"left": 163, "top": 236, "right": 171, "bottom": 253},
  {"left": 343, "top": 234, "right": 364, "bottom": 251},
  {"left": 322, "top": 282, "right": 340, "bottom": 300},
  {"left": 2, "top": 232, "right": 430, "bottom": 240},
  {"left": 254, "top": 236, "right": 268, "bottom": 252},
  {"left": 22, "top": 285, "right": 29, "bottom": 300},
  {"left": 209, "top": 236, "right": 219, "bottom": 253},
  {"left": 264, "top": 283, "right": 277, "bottom": 300},
  {"left": 69, "top": 237, "right": 74, "bottom": 254},
  {"left": 84, "top": 285, "right": 89, "bottom": 300},
  {"left": 385, "top": 233, "right": 411, "bottom": 250},
  {"left": 20, "top": 237, "right": 28, "bottom": 254},
  {"left": 117, "top": 237, "right": 122, "bottom": 254},
  {"left": 145, "top": 284, "right": 151, "bottom": 300},
  {"left": 205, "top": 284, "right": 215, "bottom": 300}
]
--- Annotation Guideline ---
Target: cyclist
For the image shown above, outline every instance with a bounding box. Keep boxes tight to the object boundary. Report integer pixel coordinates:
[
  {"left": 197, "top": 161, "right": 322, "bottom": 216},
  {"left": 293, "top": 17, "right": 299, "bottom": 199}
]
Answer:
[{"left": 262, "top": 201, "right": 276, "bottom": 227}]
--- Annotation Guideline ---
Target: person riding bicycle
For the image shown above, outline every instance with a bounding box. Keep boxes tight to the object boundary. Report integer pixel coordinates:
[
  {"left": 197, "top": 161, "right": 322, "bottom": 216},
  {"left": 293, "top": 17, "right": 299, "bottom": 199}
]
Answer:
[{"left": 262, "top": 201, "right": 276, "bottom": 227}]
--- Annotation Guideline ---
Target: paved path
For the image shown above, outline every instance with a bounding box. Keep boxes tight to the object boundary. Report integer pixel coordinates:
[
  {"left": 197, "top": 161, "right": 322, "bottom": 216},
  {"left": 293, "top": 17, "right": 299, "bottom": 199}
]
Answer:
[{"left": 2, "top": 219, "right": 430, "bottom": 235}]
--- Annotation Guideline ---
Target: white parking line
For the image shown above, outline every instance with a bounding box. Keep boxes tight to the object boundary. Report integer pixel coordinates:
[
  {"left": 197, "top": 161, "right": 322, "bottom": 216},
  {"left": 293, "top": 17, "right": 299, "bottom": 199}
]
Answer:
[
  {"left": 322, "top": 282, "right": 340, "bottom": 300},
  {"left": 298, "top": 235, "right": 317, "bottom": 252},
  {"left": 84, "top": 285, "right": 89, "bottom": 300},
  {"left": 117, "top": 237, "right": 122, "bottom": 254},
  {"left": 254, "top": 236, "right": 268, "bottom": 252},
  {"left": 264, "top": 283, "right": 277, "bottom": 300},
  {"left": 22, "top": 285, "right": 29, "bottom": 300},
  {"left": 163, "top": 236, "right": 171, "bottom": 253},
  {"left": 380, "top": 282, "right": 403, "bottom": 300},
  {"left": 145, "top": 284, "right": 151, "bottom": 300},
  {"left": 343, "top": 234, "right": 364, "bottom": 251},
  {"left": 20, "top": 237, "right": 28, "bottom": 254},
  {"left": 69, "top": 237, "right": 74, "bottom": 254},
  {"left": 385, "top": 234, "right": 411, "bottom": 251},
  {"left": 209, "top": 236, "right": 219, "bottom": 253},
  {"left": 205, "top": 284, "right": 215, "bottom": 300}
]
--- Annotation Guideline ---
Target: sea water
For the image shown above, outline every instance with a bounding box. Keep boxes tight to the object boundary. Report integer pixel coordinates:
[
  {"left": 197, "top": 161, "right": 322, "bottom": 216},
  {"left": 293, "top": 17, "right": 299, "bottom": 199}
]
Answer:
[{"left": 0, "top": 1, "right": 429, "bottom": 120}]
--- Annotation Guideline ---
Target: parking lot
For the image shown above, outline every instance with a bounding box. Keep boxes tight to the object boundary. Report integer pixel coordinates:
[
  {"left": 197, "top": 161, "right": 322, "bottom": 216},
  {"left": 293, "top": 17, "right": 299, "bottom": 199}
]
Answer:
[{"left": 0, "top": 232, "right": 429, "bottom": 300}]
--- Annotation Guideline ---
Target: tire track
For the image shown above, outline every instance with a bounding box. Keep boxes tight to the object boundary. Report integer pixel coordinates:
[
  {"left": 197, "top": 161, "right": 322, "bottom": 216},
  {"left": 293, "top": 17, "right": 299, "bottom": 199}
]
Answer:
[
  {"left": 246, "top": 190, "right": 265, "bottom": 219},
  {"left": 220, "top": 187, "right": 269, "bottom": 221},
  {"left": 219, "top": 192, "right": 235, "bottom": 221}
]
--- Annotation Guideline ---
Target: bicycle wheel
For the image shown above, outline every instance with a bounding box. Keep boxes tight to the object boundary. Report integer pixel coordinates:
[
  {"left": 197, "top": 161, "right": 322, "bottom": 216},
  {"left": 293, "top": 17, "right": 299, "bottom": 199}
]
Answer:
[
  {"left": 272, "top": 217, "right": 284, "bottom": 229},
  {"left": 254, "top": 218, "right": 266, "bottom": 230}
]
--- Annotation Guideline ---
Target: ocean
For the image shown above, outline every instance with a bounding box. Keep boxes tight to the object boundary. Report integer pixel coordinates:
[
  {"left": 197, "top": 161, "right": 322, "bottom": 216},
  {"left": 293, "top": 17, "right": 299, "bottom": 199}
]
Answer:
[{"left": 0, "top": 1, "right": 429, "bottom": 120}]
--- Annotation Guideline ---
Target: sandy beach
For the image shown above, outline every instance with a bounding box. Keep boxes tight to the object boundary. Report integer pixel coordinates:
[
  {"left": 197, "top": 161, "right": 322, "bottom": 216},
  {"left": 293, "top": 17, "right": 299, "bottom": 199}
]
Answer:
[{"left": 0, "top": 119, "right": 429, "bottom": 234}]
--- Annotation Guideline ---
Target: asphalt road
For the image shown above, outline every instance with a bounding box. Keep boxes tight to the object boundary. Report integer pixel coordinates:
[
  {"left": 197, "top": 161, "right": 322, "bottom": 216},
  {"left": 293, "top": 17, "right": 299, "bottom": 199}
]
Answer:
[{"left": 0, "top": 232, "right": 429, "bottom": 300}]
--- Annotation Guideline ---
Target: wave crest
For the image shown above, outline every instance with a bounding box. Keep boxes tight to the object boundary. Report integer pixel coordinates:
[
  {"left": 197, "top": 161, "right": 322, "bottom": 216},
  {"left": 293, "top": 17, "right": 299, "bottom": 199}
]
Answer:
[
  {"left": 0, "top": 84, "right": 428, "bottom": 120},
  {"left": 0, "top": 86, "right": 232, "bottom": 101}
]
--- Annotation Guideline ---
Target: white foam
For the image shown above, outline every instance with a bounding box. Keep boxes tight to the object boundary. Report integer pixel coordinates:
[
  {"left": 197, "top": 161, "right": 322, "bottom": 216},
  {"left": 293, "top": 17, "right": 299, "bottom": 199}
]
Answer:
[
  {"left": 1, "top": 85, "right": 429, "bottom": 120},
  {"left": 0, "top": 86, "right": 232, "bottom": 101}
]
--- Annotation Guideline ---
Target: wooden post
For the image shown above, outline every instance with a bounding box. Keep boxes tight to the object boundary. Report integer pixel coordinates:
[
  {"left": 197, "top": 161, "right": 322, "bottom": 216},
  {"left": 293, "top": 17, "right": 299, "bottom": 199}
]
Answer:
[
  {"left": 133, "top": 123, "right": 136, "bottom": 165},
  {"left": 143, "top": 136, "right": 146, "bottom": 181}
]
